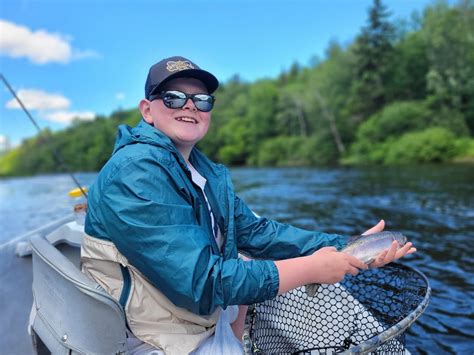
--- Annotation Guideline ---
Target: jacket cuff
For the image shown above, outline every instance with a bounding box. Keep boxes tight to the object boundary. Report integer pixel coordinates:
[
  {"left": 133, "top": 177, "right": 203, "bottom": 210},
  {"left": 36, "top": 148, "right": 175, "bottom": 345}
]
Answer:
[
  {"left": 317, "top": 232, "right": 349, "bottom": 250},
  {"left": 333, "top": 233, "right": 350, "bottom": 250},
  {"left": 263, "top": 260, "right": 280, "bottom": 299}
]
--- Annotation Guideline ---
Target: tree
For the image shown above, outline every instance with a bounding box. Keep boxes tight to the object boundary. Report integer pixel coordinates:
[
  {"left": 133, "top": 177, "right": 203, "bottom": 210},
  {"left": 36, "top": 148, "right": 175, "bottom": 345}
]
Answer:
[
  {"left": 421, "top": 1, "right": 474, "bottom": 134},
  {"left": 385, "top": 31, "right": 429, "bottom": 102},
  {"left": 276, "top": 85, "right": 308, "bottom": 137},
  {"left": 349, "top": 0, "right": 396, "bottom": 119},
  {"left": 306, "top": 41, "right": 355, "bottom": 156}
]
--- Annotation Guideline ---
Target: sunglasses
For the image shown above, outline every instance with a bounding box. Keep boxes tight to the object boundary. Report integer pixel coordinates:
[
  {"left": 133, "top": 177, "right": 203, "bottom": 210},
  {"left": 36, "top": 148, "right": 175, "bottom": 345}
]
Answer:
[{"left": 149, "top": 90, "right": 215, "bottom": 112}]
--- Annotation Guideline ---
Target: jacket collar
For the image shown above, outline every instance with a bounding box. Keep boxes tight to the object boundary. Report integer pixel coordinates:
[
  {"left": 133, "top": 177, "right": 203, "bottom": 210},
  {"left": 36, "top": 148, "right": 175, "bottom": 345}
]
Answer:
[{"left": 113, "top": 119, "right": 223, "bottom": 177}]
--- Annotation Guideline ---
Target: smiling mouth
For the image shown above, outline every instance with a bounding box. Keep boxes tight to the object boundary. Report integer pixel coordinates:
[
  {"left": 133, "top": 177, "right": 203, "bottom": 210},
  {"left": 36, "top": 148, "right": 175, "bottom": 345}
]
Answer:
[{"left": 175, "top": 116, "right": 197, "bottom": 124}]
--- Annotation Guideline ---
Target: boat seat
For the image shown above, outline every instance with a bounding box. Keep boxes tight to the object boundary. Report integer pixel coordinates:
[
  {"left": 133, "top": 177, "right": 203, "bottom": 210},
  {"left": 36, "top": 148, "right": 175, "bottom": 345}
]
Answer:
[
  {"left": 29, "top": 235, "right": 128, "bottom": 354},
  {"left": 16, "top": 218, "right": 82, "bottom": 257}
]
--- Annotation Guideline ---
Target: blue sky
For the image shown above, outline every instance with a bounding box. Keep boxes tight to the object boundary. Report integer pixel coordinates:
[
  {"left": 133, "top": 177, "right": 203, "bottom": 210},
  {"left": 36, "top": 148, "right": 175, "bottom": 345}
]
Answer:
[{"left": 0, "top": 0, "right": 437, "bottom": 149}]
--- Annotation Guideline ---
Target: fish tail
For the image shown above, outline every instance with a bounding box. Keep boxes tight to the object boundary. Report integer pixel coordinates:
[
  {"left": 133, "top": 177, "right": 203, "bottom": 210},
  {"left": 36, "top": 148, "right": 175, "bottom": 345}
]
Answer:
[{"left": 305, "top": 283, "right": 320, "bottom": 297}]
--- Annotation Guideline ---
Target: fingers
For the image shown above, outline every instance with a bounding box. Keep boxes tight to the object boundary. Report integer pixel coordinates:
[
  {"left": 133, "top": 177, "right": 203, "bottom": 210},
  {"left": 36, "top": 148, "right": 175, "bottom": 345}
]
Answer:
[
  {"left": 370, "top": 249, "right": 389, "bottom": 268},
  {"left": 394, "top": 242, "right": 416, "bottom": 259},
  {"left": 376, "top": 249, "right": 389, "bottom": 263},
  {"left": 395, "top": 242, "right": 412, "bottom": 258},
  {"left": 348, "top": 266, "right": 360, "bottom": 276},
  {"left": 371, "top": 241, "right": 417, "bottom": 268},
  {"left": 347, "top": 255, "right": 368, "bottom": 270},
  {"left": 362, "top": 219, "right": 385, "bottom": 236},
  {"left": 372, "top": 241, "right": 398, "bottom": 267},
  {"left": 385, "top": 241, "right": 398, "bottom": 261}
]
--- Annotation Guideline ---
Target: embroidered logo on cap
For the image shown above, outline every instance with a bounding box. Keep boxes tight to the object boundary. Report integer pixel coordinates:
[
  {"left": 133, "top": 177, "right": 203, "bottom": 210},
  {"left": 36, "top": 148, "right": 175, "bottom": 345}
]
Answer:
[{"left": 166, "top": 60, "right": 195, "bottom": 72}]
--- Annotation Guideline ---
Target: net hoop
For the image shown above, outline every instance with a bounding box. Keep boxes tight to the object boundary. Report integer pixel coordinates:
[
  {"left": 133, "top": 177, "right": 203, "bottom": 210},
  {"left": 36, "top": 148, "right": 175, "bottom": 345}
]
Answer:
[
  {"left": 244, "top": 263, "right": 431, "bottom": 354},
  {"left": 338, "top": 263, "right": 431, "bottom": 354}
]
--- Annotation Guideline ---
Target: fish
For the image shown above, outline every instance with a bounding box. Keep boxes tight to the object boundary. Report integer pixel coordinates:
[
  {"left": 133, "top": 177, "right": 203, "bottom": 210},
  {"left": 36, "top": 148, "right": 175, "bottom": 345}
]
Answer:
[{"left": 305, "top": 231, "right": 407, "bottom": 297}]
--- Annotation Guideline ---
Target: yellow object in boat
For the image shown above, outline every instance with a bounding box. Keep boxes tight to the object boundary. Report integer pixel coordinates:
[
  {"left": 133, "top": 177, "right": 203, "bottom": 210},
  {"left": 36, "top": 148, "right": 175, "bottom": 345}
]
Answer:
[{"left": 68, "top": 187, "right": 88, "bottom": 198}]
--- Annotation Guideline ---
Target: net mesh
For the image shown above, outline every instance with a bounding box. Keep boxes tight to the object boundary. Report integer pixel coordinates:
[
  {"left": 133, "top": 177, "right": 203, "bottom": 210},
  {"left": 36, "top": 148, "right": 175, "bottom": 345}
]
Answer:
[{"left": 245, "top": 263, "right": 428, "bottom": 354}]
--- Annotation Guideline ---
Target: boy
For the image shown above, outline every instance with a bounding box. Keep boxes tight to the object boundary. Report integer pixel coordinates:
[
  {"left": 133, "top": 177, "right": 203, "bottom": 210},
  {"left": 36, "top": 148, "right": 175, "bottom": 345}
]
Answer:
[{"left": 82, "top": 56, "right": 415, "bottom": 354}]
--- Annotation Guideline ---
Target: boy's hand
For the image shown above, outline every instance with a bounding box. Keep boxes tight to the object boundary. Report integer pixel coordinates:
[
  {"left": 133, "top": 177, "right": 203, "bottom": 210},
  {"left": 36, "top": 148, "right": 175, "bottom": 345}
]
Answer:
[
  {"left": 361, "top": 219, "right": 417, "bottom": 268},
  {"left": 362, "top": 219, "right": 385, "bottom": 236},
  {"left": 370, "top": 241, "right": 417, "bottom": 268},
  {"left": 309, "top": 247, "right": 368, "bottom": 284}
]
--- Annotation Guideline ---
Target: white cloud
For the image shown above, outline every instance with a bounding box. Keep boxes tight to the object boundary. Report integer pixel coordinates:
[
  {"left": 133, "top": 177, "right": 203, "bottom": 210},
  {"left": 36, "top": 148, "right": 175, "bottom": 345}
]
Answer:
[
  {"left": 116, "top": 92, "right": 125, "bottom": 101},
  {"left": 4, "top": 87, "right": 95, "bottom": 125},
  {"left": 5, "top": 89, "right": 70, "bottom": 110},
  {"left": 0, "top": 134, "right": 12, "bottom": 150},
  {"left": 42, "top": 110, "right": 96, "bottom": 124},
  {"left": 0, "top": 19, "right": 99, "bottom": 64}
]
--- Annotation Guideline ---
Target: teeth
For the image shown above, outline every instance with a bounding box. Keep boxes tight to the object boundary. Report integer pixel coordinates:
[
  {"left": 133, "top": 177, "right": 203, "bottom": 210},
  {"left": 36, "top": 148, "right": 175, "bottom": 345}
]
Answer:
[{"left": 176, "top": 117, "right": 197, "bottom": 123}]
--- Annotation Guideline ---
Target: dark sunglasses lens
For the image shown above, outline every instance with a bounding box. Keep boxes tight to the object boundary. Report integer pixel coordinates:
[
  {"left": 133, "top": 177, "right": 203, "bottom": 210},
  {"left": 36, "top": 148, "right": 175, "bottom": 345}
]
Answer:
[
  {"left": 163, "top": 91, "right": 186, "bottom": 109},
  {"left": 193, "top": 94, "right": 214, "bottom": 112}
]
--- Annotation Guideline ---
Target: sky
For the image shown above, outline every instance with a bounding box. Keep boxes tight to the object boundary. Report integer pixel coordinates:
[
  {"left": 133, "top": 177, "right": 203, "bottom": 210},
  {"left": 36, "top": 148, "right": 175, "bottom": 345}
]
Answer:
[{"left": 0, "top": 0, "right": 439, "bottom": 149}]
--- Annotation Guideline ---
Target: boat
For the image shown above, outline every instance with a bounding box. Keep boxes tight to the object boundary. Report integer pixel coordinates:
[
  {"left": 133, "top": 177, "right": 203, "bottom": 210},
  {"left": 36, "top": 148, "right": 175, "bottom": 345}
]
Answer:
[{"left": 1, "top": 214, "right": 430, "bottom": 354}]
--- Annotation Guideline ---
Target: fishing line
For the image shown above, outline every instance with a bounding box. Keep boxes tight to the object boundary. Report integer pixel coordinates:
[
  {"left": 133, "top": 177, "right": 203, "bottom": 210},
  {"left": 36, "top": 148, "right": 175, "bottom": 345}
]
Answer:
[{"left": 1, "top": 73, "right": 88, "bottom": 198}]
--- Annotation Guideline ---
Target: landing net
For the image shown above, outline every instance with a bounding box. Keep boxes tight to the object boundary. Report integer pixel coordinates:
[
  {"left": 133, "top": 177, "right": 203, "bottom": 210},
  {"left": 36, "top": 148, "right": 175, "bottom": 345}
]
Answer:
[{"left": 244, "top": 263, "right": 430, "bottom": 354}]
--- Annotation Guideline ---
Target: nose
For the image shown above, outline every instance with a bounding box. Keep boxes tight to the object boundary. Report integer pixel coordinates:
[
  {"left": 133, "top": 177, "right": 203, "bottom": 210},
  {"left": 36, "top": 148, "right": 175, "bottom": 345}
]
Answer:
[{"left": 182, "top": 98, "right": 197, "bottom": 111}]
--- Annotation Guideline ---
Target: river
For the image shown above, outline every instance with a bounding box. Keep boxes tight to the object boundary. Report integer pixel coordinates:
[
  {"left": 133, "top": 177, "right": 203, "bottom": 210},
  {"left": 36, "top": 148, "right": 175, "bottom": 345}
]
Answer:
[{"left": 1, "top": 165, "right": 473, "bottom": 354}]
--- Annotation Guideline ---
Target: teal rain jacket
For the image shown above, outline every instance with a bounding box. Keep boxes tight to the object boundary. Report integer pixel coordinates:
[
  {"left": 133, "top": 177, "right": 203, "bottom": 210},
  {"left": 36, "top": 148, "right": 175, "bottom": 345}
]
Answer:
[{"left": 85, "top": 120, "right": 348, "bottom": 316}]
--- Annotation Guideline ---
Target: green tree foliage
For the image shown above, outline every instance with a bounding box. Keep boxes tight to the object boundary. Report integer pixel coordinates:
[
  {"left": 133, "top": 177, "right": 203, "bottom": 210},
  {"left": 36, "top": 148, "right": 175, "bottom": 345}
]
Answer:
[
  {"left": 0, "top": 109, "right": 140, "bottom": 176},
  {"left": 245, "top": 80, "right": 281, "bottom": 164},
  {"left": 256, "top": 135, "right": 337, "bottom": 166},
  {"left": 199, "top": 75, "right": 250, "bottom": 160},
  {"left": 349, "top": 101, "right": 430, "bottom": 163},
  {"left": 349, "top": 0, "right": 396, "bottom": 119},
  {"left": 306, "top": 42, "right": 355, "bottom": 155},
  {"left": 384, "top": 127, "right": 459, "bottom": 164},
  {"left": 1, "top": 0, "right": 473, "bottom": 176},
  {"left": 385, "top": 31, "right": 429, "bottom": 101},
  {"left": 357, "top": 101, "right": 431, "bottom": 143},
  {"left": 349, "top": 99, "right": 470, "bottom": 163},
  {"left": 348, "top": 126, "right": 462, "bottom": 165},
  {"left": 421, "top": 1, "right": 474, "bottom": 134}
]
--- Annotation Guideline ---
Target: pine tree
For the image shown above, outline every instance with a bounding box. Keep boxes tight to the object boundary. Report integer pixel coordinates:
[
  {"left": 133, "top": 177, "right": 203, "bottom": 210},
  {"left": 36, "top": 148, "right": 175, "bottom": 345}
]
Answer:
[{"left": 350, "top": 0, "right": 395, "bottom": 119}]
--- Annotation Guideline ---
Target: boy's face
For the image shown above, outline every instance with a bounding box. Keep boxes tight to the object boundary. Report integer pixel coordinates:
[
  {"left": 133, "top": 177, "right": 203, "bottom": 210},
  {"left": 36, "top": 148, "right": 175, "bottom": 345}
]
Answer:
[{"left": 141, "top": 77, "right": 211, "bottom": 153}]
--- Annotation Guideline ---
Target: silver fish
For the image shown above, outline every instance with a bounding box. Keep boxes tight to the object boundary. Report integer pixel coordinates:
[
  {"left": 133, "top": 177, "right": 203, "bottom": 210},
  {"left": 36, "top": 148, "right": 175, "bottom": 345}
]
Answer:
[{"left": 305, "top": 231, "right": 407, "bottom": 297}]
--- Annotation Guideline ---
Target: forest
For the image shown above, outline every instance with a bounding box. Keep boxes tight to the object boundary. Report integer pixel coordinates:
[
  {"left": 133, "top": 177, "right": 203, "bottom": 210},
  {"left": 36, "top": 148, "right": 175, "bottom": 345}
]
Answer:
[{"left": 1, "top": 0, "right": 473, "bottom": 176}]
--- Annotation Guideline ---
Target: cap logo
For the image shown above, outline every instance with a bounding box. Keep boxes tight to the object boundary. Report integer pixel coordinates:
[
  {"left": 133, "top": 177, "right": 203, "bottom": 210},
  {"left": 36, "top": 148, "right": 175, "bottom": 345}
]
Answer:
[{"left": 166, "top": 60, "right": 195, "bottom": 72}]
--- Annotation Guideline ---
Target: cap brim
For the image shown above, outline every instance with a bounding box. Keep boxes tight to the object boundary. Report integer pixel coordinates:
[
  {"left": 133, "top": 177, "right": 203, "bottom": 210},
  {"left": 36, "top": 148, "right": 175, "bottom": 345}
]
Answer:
[{"left": 151, "top": 69, "right": 219, "bottom": 96}]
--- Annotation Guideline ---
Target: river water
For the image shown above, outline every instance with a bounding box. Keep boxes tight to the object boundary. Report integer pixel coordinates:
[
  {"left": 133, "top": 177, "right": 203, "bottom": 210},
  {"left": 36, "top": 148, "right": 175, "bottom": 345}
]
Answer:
[{"left": 1, "top": 165, "right": 473, "bottom": 354}]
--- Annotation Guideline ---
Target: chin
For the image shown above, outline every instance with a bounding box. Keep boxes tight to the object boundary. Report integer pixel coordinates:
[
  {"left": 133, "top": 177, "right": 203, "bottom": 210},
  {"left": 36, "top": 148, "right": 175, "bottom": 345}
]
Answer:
[
  {"left": 178, "top": 134, "right": 204, "bottom": 144},
  {"left": 174, "top": 137, "right": 200, "bottom": 148}
]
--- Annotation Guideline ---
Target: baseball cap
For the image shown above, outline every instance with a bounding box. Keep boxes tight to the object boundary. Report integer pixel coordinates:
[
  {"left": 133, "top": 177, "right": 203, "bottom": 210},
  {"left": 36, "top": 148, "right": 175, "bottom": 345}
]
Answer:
[{"left": 144, "top": 56, "right": 219, "bottom": 99}]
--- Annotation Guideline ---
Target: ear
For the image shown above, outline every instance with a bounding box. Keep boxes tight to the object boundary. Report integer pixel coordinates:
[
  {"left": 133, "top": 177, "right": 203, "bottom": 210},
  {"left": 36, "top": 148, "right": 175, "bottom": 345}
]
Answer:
[{"left": 139, "top": 99, "right": 153, "bottom": 124}]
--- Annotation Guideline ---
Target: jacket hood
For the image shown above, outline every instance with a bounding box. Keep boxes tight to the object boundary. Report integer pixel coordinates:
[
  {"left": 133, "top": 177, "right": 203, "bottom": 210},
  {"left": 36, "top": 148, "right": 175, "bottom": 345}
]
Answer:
[{"left": 113, "top": 119, "right": 177, "bottom": 155}]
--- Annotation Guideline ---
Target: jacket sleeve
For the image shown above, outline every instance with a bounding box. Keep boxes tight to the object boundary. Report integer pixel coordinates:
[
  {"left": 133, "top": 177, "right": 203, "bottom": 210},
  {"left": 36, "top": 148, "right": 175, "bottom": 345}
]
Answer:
[
  {"left": 234, "top": 194, "right": 348, "bottom": 260},
  {"left": 90, "top": 157, "right": 279, "bottom": 315}
]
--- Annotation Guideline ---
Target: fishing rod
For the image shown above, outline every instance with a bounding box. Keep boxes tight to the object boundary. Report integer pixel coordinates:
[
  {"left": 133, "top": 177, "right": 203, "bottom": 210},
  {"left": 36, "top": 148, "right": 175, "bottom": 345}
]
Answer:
[{"left": 0, "top": 73, "right": 88, "bottom": 198}]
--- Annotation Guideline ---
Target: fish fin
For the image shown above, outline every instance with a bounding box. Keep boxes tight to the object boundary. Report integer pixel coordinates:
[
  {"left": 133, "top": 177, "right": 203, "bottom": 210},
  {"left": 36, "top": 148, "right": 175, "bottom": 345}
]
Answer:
[
  {"left": 305, "top": 284, "right": 320, "bottom": 297},
  {"left": 365, "top": 257, "right": 375, "bottom": 264}
]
